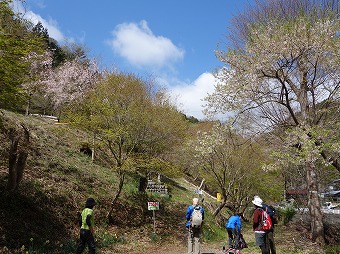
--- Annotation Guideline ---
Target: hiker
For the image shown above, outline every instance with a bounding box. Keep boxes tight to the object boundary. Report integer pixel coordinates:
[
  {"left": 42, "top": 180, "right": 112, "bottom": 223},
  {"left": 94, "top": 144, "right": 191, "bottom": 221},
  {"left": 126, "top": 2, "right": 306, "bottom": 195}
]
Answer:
[
  {"left": 252, "top": 196, "right": 269, "bottom": 254},
  {"left": 76, "top": 197, "right": 97, "bottom": 254},
  {"left": 256, "top": 196, "right": 277, "bottom": 254},
  {"left": 225, "top": 213, "right": 242, "bottom": 250},
  {"left": 186, "top": 197, "right": 204, "bottom": 254}
]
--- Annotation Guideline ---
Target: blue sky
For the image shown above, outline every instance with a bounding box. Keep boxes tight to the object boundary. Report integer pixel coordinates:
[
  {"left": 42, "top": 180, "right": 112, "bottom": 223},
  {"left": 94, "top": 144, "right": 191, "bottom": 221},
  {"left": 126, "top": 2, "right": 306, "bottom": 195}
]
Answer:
[{"left": 13, "top": 0, "right": 254, "bottom": 120}]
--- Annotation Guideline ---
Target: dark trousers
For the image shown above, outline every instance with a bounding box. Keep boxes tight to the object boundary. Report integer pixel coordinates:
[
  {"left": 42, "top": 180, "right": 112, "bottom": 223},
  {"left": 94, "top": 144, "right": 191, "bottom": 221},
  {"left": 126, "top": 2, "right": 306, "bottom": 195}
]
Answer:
[
  {"left": 227, "top": 228, "right": 239, "bottom": 249},
  {"left": 267, "top": 231, "right": 276, "bottom": 254},
  {"left": 255, "top": 232, "right": 269, "bottom": 254},
  {"left": 76, "top": 229, "right": 96, "bottom": 254},
  {"left": 260, "top": 244, "right": 269, "bottom": 254}
]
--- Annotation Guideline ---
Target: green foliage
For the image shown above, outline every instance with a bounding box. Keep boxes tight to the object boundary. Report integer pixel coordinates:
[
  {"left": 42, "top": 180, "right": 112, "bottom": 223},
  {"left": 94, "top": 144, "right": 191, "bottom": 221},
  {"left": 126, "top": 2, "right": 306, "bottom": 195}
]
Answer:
[
  {"left": 96, "top": 231, "right": 120, "bottom": 247},
  {"left": 324, "top": 244, "right": 340, "bottom": 254},
  {"left": 278, "top": 205, "right": 296, "bottom": 225},
  {"left": 18, "top": 237, "right": 78, "bottom": 254},
  {"left": 0, "top": 110, "right": 339, "bottom": 253},
  {"left": 64, "top": 72, "right": 188, "bottom": 204},
  {"left": 0, "top": 0, "right": 47, "bottom": 110},
  {"left": 186, "top": 123, "right": 280, "bottom": 214},
  {"left": 202, "top": 223, "right": 225, "bottom": 242},
  {"left": 185, "top": 115, "right": 199, "bottom": 124},
  {"left": 59, "top": 239, "right": 78, "bottom": 254},
  {"left": 149, "top": 232, "right": 160, "bottom": 242}
]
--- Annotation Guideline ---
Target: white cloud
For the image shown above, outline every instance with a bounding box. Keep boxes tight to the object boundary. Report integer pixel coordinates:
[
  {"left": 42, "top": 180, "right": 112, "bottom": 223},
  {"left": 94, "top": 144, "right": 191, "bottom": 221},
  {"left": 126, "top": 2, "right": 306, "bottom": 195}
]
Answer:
[
  {"left": 169, "top": 72, "right": 218, "bottom": 120},
  {"left": 11, "top": 0, "right": 65, "bottom": 42},
  {"left": 108, "top": 20, "right": 184, "bottom": 69},
  {"left": 27, "top": 12, "right": 65, "bottom": 42}
]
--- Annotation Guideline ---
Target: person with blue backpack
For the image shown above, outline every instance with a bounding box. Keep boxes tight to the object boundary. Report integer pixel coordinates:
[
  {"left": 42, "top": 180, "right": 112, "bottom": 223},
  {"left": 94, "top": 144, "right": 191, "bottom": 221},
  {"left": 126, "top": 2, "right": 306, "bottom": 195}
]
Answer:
[
  {"left": 225, "top": 213, "right": 242, "bottom": 250},
  {"left": 186, "top": 197, "right": 204, "bottom": 254}
]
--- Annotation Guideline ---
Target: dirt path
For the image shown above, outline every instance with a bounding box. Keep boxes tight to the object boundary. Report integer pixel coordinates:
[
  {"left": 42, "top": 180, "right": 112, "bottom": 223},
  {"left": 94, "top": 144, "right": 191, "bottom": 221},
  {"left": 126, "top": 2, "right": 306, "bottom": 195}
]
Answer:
[
  {"left": 105, "top": 241, "right": 258, "bottom": 254},
  {"left": 109, "top": 246, "right": 222, "bottom": 254},
  {"left": 137, "top": 245, "right": 260, "bottom": 254},
  {"left": 100, "top": 212, "right": 336, "bottom": 254}
]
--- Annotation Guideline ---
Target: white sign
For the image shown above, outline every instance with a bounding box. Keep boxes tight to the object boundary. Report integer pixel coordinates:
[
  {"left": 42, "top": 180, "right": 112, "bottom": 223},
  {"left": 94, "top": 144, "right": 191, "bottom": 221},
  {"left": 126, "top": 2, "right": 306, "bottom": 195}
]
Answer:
[{"left": 148, "top": 201, "right": 159, "bottom": 210}]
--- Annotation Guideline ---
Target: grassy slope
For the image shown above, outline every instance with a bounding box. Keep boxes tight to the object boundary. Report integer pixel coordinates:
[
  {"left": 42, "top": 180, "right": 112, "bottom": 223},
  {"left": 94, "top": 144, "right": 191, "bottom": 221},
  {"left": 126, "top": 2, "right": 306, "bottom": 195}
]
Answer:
[
  {"left": 0, "top": 110, "right": 205, "bottom": 253},
  {"left": 0, "top": 110, "right": 339, "bottom": 254},
  {"left": 0, "top": 111, "right": 115, "bottom": 250}
]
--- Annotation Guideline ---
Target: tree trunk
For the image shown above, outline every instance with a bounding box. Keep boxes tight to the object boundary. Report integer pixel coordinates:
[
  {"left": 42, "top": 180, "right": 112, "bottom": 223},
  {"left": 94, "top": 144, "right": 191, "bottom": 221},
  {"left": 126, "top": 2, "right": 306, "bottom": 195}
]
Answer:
[
  {"left": 6, "top": 125, "right": 30, "bottom": 191},
  {"left": 213, "top": 201, "right": 226, "bottom": 217},
  {"left": 306, "top": 156, "right": 324, "bottom": 245},
  {"left": 7, "top": 135, "right": 20, "bottom": 191},
  {"left": 91, "top": 132, "right": 95, "bottom": 162},
  {"left": 15, "top": 152, "right": 28, "bottom": 187},
  {"left": 25, "top": 95, "right": 32, "bottom": 116},
  {"left": 107, "top": 172, "right": 125, "bottom": 221}
]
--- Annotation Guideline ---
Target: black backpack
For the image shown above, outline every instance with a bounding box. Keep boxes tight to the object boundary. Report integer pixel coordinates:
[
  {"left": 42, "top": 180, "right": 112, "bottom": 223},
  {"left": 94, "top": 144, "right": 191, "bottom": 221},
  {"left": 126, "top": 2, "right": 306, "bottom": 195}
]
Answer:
[{"left": 238, "top": 233, "right": 248, "bottom": 249}]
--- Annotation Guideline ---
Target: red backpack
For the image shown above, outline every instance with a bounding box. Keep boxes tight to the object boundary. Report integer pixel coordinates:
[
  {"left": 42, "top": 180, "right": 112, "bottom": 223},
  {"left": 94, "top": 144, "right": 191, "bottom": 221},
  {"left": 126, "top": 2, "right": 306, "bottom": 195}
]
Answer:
[{"left": 259, "top": 208, "right": 273, "bottom": 231}]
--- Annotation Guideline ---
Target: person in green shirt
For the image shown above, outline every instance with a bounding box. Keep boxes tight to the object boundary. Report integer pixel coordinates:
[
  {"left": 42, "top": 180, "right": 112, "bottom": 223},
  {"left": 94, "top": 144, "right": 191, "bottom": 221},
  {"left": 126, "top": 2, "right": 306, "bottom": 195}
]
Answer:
[{"left": 76, "top": 198, "right": 97, "bottom": 254}]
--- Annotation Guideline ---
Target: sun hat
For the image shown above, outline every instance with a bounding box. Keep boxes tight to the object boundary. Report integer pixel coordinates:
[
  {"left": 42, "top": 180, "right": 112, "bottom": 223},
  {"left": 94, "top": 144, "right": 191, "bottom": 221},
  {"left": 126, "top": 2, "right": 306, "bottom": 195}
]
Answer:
[
  {"left": 85, "top": 197, "right": 97, "bottom": 207},
  {"left": 252, "top": 196, "right": 263, "bottom": 207}
]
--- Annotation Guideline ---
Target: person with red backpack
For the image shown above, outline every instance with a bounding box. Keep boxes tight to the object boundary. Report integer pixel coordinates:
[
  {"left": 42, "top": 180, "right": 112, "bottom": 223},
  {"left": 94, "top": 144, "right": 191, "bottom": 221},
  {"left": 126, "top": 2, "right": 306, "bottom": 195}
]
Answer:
[
  {"left": 252, "top": 196, "right": 270, "bottom": 254},
  {"left": 261, "top": 202, "right": 278, "bottom": 254}
]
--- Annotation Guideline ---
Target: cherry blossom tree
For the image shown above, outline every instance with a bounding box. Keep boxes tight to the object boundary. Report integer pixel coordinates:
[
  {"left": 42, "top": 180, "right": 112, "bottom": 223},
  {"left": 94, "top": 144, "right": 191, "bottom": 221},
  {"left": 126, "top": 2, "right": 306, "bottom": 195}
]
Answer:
[
  {"left": 206, "top": 0, "right": 339, "bottom": 244},
  {"left": 21, "top": 51, "right": 53, "bottom": 115},
  {"left": 42, "top": 57, "right": 100, "bottom": 120}
]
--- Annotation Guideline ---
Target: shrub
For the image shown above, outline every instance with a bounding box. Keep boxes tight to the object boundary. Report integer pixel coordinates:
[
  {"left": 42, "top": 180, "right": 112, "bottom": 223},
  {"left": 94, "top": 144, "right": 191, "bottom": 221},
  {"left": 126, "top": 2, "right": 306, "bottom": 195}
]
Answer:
[{"left": 278, "top": 205, "right": 296, "bottom": 225}]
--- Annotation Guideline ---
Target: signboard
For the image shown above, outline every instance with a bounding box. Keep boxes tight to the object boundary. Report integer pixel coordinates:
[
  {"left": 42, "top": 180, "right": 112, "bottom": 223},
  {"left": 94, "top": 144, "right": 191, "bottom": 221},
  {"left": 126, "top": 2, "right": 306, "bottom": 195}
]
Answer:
[
  {"left": 148, "top": 201, "right": 159, "bottom": 233},
  {"left": 148, "top": 201, "right": 159, "bottom": 210},
  {"left": 217, "top": 192, "right": 222, "bottom": 202}
]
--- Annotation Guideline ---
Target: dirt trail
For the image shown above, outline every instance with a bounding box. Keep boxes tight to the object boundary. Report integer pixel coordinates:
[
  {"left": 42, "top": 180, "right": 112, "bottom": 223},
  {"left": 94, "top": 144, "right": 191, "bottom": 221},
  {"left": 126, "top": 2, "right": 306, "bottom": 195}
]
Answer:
[{"left": 106, "top": 241, "right": 257, "bottom": 254}]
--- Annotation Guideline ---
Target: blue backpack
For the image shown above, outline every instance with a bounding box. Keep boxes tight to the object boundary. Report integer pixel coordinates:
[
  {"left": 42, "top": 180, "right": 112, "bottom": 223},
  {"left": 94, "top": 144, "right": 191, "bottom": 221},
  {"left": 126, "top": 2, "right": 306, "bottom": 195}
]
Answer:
[{"left": 264, "top": 205, "right": 278, "bottom": 225}]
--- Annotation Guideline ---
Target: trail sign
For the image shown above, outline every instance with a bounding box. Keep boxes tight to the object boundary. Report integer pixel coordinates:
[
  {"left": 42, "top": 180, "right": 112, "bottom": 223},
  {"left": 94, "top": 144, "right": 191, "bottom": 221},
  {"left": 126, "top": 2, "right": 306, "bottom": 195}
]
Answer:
[
  {"left": 147, "top": 201, "right": 159, "bottom": 233},
  {"left": 148, "top": 201, "right": 159, "bottom": 210}
]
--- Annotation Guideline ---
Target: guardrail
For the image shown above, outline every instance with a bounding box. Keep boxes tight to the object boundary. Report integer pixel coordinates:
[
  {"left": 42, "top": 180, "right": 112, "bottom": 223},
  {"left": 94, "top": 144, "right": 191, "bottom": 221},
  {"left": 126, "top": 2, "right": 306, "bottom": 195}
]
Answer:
[
  {"left": 30, "top": 114, "right": 58, "bottom": 121},
  {"left": 296, "top": 208, "right": 340, "bottom": 214},
  {"left": 322, "top": 209, "right": 340, "bottom": 215}
]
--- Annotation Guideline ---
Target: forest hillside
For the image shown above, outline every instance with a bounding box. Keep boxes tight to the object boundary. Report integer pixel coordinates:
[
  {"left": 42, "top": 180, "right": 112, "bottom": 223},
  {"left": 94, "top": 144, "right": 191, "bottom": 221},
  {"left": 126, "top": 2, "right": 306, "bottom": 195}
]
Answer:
[{"left": 0, "top": 110, "right": 339, "bottom": 254}]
